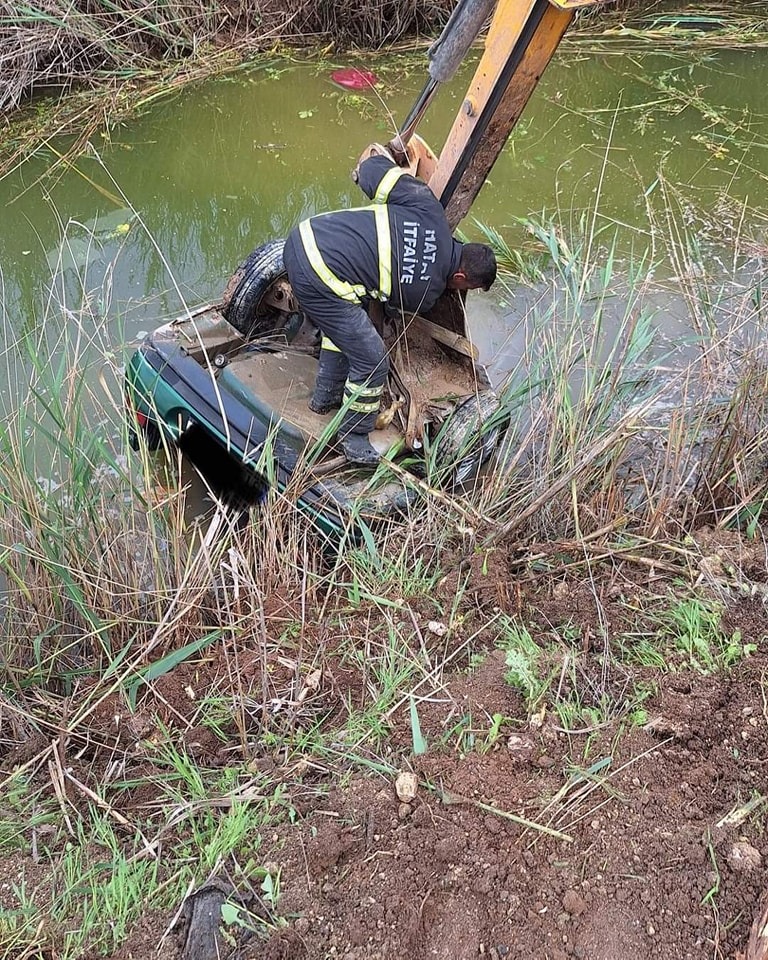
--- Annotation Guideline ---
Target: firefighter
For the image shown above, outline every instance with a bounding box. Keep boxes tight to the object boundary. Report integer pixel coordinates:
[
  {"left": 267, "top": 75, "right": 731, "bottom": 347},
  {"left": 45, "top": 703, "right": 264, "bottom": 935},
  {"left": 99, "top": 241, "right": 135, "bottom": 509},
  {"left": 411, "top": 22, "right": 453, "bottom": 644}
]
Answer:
[{"left": 283, "top": 152, "right": 497, "bottom": 466}]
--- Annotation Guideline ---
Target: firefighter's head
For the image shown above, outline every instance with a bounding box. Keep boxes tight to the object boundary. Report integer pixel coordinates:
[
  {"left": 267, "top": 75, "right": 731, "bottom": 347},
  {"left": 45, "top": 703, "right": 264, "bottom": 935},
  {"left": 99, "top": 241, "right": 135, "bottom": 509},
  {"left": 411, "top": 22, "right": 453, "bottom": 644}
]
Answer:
[{"left": 448, "top": 243, "right": 497, "bottom": 292}]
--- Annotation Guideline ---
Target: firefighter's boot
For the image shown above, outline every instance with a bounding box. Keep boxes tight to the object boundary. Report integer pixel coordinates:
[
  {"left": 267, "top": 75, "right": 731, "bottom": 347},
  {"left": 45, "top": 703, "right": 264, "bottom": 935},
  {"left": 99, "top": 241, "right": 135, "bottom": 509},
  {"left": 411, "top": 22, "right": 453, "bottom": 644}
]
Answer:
[
  {"left": 338, "top": 380, "right": 383, "bottom": 466},
  {"left": 309, "top": 338, "right": 348, "bottom": 414},
  {"left": 340, "top": 432, "right": 380, "bottom": 466}
]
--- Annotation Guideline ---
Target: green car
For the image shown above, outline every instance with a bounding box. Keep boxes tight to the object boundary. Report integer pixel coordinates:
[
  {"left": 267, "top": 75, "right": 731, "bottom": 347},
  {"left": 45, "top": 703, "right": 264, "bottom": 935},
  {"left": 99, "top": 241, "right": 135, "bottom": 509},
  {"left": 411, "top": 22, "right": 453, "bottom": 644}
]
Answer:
[{"left": 125, "top": 239, "right": 507, "bottom": 537}]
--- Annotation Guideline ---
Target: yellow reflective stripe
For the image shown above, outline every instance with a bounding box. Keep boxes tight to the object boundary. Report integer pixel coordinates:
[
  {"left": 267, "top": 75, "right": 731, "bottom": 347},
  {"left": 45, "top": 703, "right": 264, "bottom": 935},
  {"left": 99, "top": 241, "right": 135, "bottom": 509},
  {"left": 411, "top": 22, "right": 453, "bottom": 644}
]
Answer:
[
  {"left": 299, "top": 220, "right": 367, "bottom": 303},
  {"left": 348, "top": 399, "right": 380, "bottom": 413},
  {"left": 345, "top": 382, "right": 383, "bottom": 397},
  {"left": 374, "top": 204, "right": 392, "bottom": 301},
  {"left": 373, "top": 166, "right": 406, "bottom": 204},
  {"left": 321, "top": 336, "right": 342, "bottom": 352},
  {"left": 301, "top": 203, "right": 392, "bottom": 302},
  {"left": 345, "top": 379, "right": 382, "bottom": 413}
]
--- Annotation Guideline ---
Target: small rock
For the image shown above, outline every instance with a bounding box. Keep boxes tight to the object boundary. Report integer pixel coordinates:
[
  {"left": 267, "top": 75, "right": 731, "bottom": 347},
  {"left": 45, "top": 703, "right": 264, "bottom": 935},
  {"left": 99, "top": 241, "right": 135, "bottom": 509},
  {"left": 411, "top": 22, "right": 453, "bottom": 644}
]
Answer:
[
  {"left": 563, "top": 890, "right": 586, "bottom": 916},
  {"left": 507, "top": 734, "right": 535, "bottom": 762},
  {"left": 398, "top": 802, "right": 412, "bottom": 820},
  {"left": 428, "top": 620, "right": 447, "bottom": 636},
  {"left": 728, "top": 840, "right": 762, "bottom": 873},
  {"left": 535, "top": 755, "right": 556, "bottom": 769},
  {"left": 395, "top": 771, "right": 418, "bottom": 802},
  {"left": 644, "top": 715, "right": 689, "bottom": 739}
]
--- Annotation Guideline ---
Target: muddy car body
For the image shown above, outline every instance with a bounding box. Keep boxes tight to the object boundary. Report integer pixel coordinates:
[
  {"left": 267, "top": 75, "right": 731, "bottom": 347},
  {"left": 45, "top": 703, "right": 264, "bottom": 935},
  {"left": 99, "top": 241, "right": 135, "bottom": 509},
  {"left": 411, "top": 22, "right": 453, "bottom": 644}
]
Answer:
[{"left": 126, "top": 246, "right": 503, "bottom": 535}]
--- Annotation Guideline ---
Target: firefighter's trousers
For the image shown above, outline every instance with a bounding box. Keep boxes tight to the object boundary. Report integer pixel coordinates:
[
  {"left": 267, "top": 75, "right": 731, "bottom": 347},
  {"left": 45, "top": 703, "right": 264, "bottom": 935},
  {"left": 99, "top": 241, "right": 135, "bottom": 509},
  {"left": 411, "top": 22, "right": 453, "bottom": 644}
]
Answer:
[{"left": 284, "top": 234, "right": 389, "bottom": 437}]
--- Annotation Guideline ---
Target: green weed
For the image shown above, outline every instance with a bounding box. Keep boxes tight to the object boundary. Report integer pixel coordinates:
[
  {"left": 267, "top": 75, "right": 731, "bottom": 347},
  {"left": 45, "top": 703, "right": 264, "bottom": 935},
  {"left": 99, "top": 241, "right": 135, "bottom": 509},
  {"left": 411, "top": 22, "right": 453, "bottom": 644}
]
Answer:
[
  {"left": 498, "top": 618, "right": 552, "bottom": 712},
  {"left": 619, "top": 595, "right": 756, "bottom": 674},
  {"left": 409, "top": 696, "right": 428, "bottom": 756},
  {"left": 344, "top": 538, "right": 444, "bottom": 602},
  {"left": 0, "top": 878, "right": 44, "bottom": 958},
  {"left": 479, "top": 712, "right": 507, "bottom": 754},
  {"left": 51, "top": 814, "right": 168, "bottom": 959},
  {"left": 0, "top": 773, "right": 59, "bottom": 854},
  {"left": 654, "top": 596, "right": 754, "bottom": 674}
]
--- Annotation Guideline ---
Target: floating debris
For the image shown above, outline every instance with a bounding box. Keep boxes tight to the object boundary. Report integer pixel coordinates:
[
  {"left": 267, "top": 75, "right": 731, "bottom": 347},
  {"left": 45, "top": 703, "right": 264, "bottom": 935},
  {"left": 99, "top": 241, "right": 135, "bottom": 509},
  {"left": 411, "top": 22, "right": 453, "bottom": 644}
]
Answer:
[{"left": 330, "top": 67, "right": 378, "bottom": 90}]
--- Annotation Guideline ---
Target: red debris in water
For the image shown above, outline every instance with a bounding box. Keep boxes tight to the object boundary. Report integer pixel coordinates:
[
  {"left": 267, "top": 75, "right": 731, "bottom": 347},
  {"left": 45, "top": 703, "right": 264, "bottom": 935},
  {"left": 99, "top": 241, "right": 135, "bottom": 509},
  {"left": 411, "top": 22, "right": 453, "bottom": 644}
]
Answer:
[{"left": 330, "top": 67, "right": 379, "bottom": 90}]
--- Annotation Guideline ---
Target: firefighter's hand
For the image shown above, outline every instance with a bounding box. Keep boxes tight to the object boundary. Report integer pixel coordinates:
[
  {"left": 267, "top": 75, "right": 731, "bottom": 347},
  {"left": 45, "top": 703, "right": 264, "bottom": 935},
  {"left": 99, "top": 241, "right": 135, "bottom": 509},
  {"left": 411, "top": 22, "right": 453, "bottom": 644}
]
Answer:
[{"left": 385, "top": 137, "right": 410, "bottom": 167}]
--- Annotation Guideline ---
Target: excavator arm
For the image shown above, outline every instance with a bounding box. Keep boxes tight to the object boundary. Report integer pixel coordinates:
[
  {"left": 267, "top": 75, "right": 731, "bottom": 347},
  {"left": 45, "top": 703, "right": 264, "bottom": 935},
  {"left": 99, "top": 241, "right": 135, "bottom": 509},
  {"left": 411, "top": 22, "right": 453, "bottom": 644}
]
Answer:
[
  {"left": 362, "top": 0, "right": 608, "bottom": 444},
  {"left": 431, "top": 0, "right": 601, "bottom": 229},
  {"left": 383, "top": 0, "right": 607, "bottom": 228},
  {"left": 363, "top": 0, "right": 608, "bottom": 339}
]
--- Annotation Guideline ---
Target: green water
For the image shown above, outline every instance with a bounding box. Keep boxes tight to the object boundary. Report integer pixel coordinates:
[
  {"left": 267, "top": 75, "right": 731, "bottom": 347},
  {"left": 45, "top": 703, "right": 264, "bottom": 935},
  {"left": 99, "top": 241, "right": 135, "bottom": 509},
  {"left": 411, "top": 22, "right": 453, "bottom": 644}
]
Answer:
[{"left": 1, "top": 47, "right": 767, "bottom": 375}]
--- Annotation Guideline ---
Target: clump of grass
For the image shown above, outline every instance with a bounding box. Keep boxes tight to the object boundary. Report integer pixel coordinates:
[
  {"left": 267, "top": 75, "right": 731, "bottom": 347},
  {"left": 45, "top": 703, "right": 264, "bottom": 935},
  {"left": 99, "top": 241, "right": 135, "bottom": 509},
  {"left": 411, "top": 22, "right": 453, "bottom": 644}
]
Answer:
[
  {"left": 498, "top": 617, "right": 552, "bottom": 711},
  {"left": 652, "top": 595, "right": 755, "bottom": 674},
  {"left": 618, "top": 592, "right": 757, "bottom": 675},
  {"left": 466, "top": 218, "right": 546, "bottom": 285},
  {"left": 454, "top": 181, "right": 768, "bottom": 550},
  {"left": 457, "top": 215, "right": 659, "bottom": 543}
]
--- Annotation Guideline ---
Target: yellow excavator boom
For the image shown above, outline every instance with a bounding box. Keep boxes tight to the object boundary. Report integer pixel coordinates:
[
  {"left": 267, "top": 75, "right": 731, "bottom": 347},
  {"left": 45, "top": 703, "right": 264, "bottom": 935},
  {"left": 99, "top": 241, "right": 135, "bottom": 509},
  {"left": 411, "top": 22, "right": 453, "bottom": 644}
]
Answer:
[{"left": 429, "top": 0, "right": 607, "bottom": 228}]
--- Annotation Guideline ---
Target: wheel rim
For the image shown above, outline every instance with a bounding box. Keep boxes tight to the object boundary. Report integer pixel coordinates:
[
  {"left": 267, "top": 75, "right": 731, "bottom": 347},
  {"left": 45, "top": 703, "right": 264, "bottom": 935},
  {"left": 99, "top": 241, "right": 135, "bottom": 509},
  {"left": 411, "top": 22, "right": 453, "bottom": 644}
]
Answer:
[{"left": 250, "top": 275, "right": 306, "bottom": 342}]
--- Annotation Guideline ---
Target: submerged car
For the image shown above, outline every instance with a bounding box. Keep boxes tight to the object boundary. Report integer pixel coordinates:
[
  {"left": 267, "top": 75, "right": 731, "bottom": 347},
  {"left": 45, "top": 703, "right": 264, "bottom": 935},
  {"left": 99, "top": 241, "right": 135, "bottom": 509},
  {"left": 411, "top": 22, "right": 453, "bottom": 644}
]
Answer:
[
  {"left": 125, "top": 238, "right": 507, "bottom": 536},
  {"left": 125, "top": 0, "right": 606, "bottom": 534}
]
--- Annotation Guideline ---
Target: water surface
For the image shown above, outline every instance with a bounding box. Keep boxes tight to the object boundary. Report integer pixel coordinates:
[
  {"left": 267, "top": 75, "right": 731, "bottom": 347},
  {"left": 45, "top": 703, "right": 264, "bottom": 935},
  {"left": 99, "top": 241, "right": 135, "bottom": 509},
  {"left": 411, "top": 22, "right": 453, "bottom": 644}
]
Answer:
[{"left": 1, "top": 47, "right": 766, "bottom": 389}]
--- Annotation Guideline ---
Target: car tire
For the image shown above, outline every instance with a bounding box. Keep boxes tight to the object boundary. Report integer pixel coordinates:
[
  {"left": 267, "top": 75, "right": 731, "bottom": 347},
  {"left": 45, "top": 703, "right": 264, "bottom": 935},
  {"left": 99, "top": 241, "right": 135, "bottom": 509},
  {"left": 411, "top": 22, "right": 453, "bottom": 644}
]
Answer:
[
  {"left": 433, "top": 391, "right": 508, "bottom": 487},
  {"left": 223, "top": 239, "right": 306, "bottom": 341}
]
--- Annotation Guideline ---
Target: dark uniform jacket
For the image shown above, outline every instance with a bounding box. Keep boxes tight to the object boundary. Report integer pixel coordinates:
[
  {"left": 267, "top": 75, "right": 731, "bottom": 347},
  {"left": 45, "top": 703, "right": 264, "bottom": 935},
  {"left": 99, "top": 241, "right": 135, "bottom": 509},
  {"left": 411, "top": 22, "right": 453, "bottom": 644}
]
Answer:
[{"left": 301, "top": 155, "right": 462, "bottom": 315}]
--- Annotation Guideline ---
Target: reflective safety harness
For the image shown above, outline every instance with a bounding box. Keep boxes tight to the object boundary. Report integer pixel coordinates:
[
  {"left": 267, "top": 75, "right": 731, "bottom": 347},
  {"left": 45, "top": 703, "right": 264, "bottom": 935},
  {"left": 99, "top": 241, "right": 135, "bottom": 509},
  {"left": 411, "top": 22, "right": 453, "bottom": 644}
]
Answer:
[
  {"left": 298, "top": 166, "right": 407, "bottom": 305},
  {"left": 299, "top": 219, "right": 367, "bottom": 303},
  {"left": 373, "top": 165, "right": 406, "bottom": 204},
  {"left": 372, "top": 204, "right": 392, "bottom": 301}
]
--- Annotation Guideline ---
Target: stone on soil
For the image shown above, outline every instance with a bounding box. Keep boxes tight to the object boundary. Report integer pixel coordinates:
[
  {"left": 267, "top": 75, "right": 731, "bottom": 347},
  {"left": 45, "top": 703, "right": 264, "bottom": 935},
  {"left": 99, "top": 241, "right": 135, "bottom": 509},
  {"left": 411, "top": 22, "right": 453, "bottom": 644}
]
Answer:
[{"left": 728, "top": 840, "right": 762, "bottom": 873}]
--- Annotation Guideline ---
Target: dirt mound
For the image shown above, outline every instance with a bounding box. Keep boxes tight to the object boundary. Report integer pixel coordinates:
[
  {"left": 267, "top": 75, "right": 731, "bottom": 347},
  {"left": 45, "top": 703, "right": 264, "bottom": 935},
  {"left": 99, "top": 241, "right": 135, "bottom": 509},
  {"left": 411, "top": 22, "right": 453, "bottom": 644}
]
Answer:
[{"left": 5, "top": 572, "right": 768, "bottom": 960}]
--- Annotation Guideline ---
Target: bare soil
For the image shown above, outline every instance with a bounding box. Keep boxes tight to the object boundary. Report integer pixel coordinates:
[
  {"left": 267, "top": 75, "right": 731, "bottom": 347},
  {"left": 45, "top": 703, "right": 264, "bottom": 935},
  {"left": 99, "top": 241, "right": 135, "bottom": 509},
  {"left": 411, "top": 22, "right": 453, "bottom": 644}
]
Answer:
[
  {"left": 240, "top": 593, "right": 768, "bottom": 960},
  {"left": 4, "top": 534, "right": 768, "bottom": 960}
]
